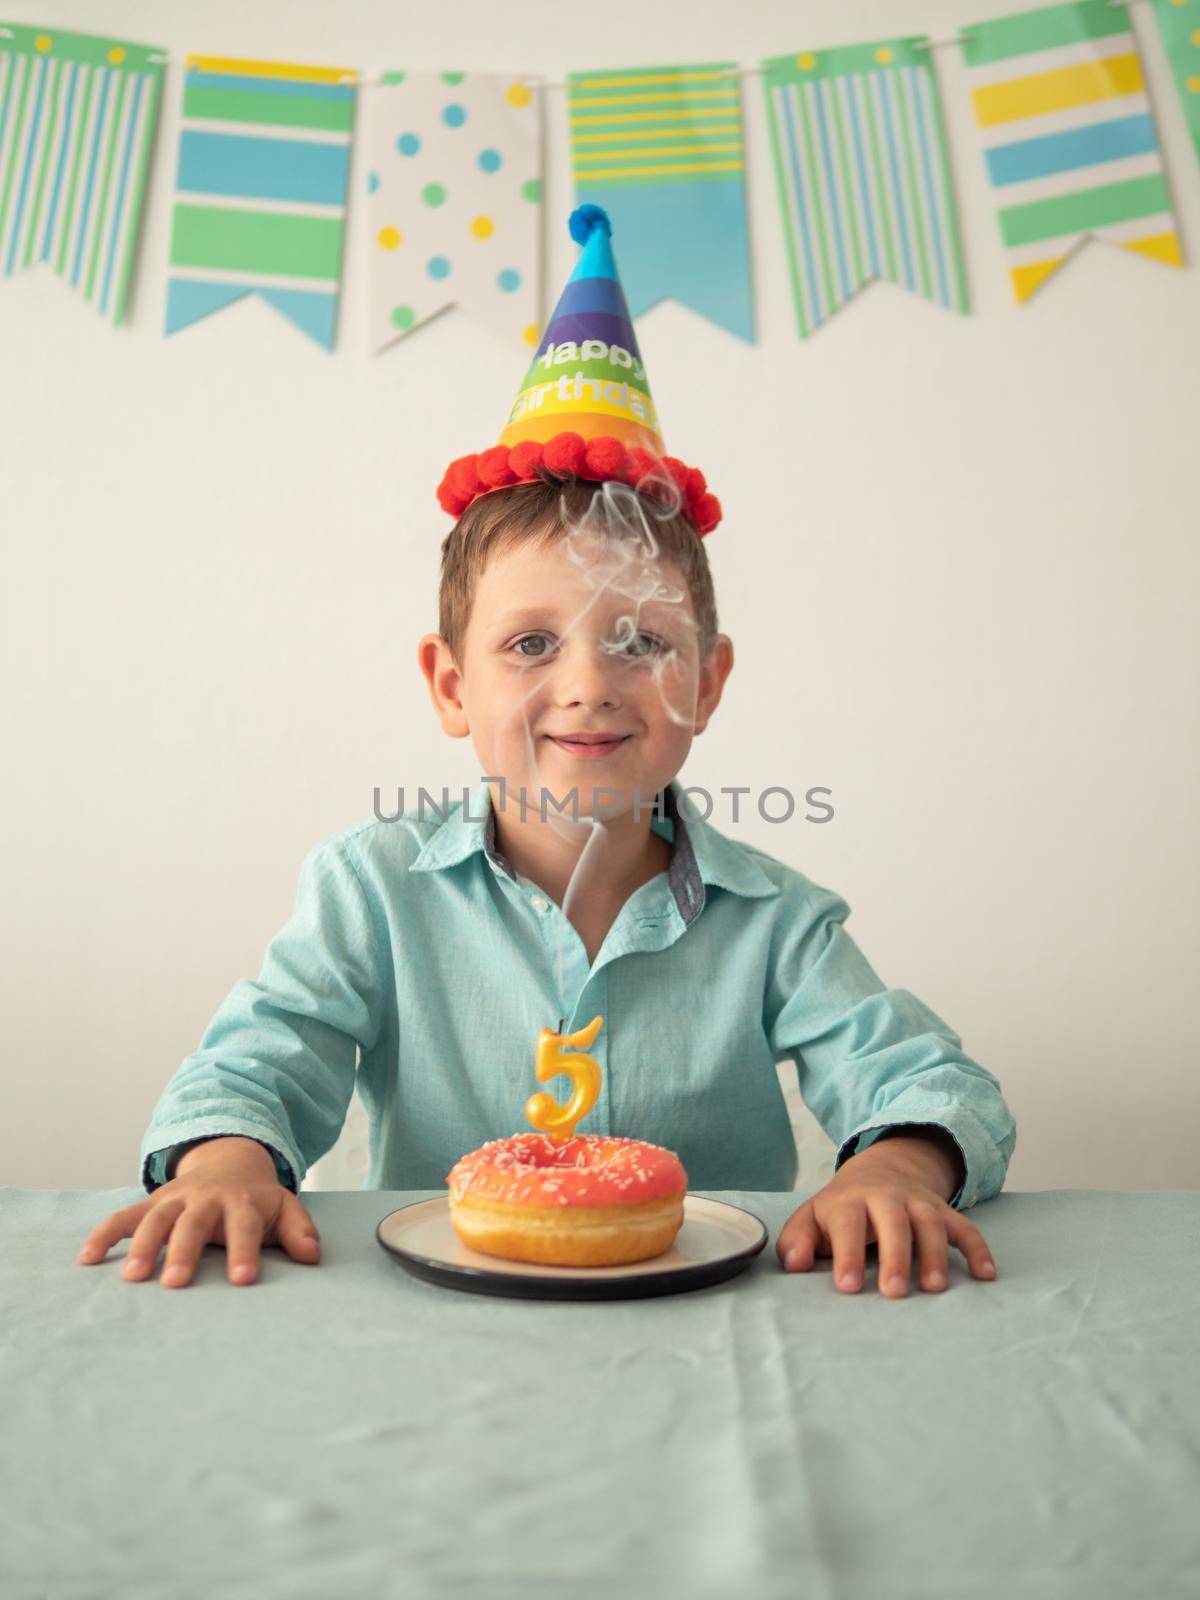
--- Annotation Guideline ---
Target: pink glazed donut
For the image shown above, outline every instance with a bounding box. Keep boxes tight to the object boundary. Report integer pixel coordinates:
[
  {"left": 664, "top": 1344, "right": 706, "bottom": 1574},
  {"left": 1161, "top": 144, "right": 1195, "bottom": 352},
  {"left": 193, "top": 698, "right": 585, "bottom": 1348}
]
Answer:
[{"left": 446, "top": 1132, "right": 688, "bottom": 1267}]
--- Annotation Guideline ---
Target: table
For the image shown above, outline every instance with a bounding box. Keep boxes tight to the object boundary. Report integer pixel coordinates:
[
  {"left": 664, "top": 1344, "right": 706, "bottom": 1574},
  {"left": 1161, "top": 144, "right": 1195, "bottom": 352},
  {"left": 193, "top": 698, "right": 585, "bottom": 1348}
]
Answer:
[{"left": 4, "top": 1187, "right": 1198, "bottom": 1599}]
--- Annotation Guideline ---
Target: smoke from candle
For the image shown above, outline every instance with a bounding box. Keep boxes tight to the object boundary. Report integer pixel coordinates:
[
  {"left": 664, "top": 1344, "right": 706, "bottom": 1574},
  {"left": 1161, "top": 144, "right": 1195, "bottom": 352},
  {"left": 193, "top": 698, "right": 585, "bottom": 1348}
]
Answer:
[{"left": 483, "top": 464, "right": 703, "bottom": 1013}]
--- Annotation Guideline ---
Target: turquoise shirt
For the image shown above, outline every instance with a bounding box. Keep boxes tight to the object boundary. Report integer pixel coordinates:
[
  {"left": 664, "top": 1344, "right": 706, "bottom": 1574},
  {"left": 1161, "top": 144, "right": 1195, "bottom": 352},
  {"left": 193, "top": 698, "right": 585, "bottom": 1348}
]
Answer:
[{"left": 141, "top": 780, "right": 1017, "bottom": 1207}]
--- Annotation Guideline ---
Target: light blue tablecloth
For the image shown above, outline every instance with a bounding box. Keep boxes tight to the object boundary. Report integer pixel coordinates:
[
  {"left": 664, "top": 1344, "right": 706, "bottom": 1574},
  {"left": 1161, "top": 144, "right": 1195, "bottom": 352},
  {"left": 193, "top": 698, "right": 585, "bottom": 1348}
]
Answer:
[{"left": 4, "top": 1187, "right": 1198, "bottom": 1599}]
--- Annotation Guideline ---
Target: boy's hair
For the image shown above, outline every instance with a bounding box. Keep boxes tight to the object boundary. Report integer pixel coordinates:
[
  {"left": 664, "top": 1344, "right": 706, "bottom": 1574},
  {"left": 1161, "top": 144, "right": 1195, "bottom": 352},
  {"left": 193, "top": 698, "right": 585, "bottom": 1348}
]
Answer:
[{"left": 437, "top": 469, "right": 720, "bottom": 667}]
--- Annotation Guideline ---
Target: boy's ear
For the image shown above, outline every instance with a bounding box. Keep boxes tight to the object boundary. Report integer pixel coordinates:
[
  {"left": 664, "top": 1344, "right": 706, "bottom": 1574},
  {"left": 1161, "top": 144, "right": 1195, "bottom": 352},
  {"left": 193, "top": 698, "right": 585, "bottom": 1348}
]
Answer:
[
  {"left": 417, "top": 634, "right": 471, "bottom": 739},
  {"left": 692, "top": 634, "right": 734, "bottom": 737}
]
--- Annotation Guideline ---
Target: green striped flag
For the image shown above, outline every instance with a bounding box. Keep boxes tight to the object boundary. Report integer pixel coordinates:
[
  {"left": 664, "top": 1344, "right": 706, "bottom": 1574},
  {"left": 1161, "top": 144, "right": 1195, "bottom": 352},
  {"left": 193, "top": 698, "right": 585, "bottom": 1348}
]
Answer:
[
  {"left": 1149, "top": 0, "right": 1200, "bottom": 178},
  {"left": 0, "top": 22, "right": 164, "bottom": 324},
  {"left": 762, "top": 38, "right": 968, "bottom": 338}
]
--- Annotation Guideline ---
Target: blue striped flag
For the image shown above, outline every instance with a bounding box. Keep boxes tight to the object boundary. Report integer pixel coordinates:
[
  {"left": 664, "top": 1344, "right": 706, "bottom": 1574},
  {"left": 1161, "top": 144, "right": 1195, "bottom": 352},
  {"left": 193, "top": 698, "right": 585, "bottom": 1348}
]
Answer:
[
  {"left": 165, "top": 55, "right": 356, "bottom": 348},
  {"left": 762, "top": 38, "right": 969, "bottom": 337},
  {"left": 0, "top": 22, "right": 164, "bottom": 323}
]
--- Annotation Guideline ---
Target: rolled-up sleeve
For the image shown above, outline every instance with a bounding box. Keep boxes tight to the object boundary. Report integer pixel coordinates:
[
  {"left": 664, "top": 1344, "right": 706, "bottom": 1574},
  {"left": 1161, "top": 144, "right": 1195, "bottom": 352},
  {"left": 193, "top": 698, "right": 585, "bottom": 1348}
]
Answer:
[
  {"left": 138, "top": 836, "right": 386, "bottom": 1195},
  {"left": 144, "top": 1139, "right": 299, "bottom": 1195},
  {"left": 764, "top": 876, "right": 1017, "bottom": 1210}
]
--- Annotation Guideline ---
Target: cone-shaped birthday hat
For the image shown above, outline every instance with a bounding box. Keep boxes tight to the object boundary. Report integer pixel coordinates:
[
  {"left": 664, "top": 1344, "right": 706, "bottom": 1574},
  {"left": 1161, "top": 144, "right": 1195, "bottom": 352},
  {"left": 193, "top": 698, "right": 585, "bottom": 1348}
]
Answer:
[{"left": 436, "top": 204, "right": 721, "bottom": 537}]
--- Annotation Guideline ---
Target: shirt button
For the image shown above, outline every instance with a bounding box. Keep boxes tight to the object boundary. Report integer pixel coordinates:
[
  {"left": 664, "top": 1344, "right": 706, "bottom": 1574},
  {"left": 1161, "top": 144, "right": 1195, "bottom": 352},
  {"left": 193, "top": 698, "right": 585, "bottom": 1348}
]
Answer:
[{"left": 530, "top": 895, "right": 550, "bottom": 912}]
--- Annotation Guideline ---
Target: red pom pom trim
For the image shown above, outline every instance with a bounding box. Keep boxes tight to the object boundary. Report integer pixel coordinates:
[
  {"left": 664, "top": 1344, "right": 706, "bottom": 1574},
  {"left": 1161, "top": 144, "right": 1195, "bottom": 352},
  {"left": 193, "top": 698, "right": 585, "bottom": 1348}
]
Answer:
[
  {"left": 446, "top": 453, "right": 481, "bottom": 501},
  {"left": 436, "top": 433, "right": 722, "bottom": 535},
  {"left": 476, "top": 445, "right": 517, "bottom": 488},
  {"left": 580, "top": 436, "right": 627, "bottom": 480},
  {"left": 541, "top": 432, "right": 587, "bottom": 476},
  {"left": 508, "top": 440, "right": 545, "bottom": 478},
  {"left": 660, "top": 456, "right": 691, "bottom": 496},
  {"left": 437, "top": 478, "right": 470, "bottom": 517},
  {"left": 694, "top": 493, "right": 721, "bottom": 535}
]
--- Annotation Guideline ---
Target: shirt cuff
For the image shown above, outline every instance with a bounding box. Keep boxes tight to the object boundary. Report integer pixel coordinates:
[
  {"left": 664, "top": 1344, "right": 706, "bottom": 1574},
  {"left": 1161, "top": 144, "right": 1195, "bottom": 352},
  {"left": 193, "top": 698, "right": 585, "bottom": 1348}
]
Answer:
[
  {"left": 141, "top": 1122, "right": 302, "bottom": 1196},
  {"left": 834, "top": 1106, "right": 1002, "bottom": 1211}
]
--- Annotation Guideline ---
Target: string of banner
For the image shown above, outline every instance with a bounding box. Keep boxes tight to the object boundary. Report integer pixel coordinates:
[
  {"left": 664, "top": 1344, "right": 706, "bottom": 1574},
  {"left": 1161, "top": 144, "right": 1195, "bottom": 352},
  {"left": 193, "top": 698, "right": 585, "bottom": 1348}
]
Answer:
[
  {"left": 0, "top": 0, "right": 1191, "bottom": 347},
  {"left": 38, "top": 0, "right": 1150, "bottom": 81}
]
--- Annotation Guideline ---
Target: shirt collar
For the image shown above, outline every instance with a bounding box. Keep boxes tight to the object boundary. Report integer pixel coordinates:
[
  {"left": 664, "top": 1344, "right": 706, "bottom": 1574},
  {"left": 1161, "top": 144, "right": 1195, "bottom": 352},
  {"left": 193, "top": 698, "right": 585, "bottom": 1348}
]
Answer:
[{"left": 408, "top": 778, "right": 780, "bottom": 923}]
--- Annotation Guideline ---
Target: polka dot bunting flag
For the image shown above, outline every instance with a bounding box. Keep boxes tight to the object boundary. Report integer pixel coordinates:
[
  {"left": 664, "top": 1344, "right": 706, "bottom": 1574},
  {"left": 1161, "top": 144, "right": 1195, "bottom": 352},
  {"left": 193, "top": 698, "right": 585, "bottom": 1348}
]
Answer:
[{"left": 365, "top": 69, "right": 542, "bottom": 352}]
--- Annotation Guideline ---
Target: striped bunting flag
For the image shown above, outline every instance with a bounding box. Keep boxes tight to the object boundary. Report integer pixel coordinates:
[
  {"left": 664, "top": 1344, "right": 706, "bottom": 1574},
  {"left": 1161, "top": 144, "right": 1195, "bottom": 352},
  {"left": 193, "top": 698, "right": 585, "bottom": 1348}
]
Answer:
[
  {"left": 165, "top": 55, "right": 356, "bottom": 348},
  {"left": 0, "top": 22, "right": 164, "bottom": 324},
  {"left": 364, "top": 71, "right": 542, "bottom": 354},
  {"left": 1148, "top": 0, "right": 1200, "bottom": 177},
  {"left": 567, "top": 62, "right": 753, "bottom": 344},
  {"left": 961, "top": 0, "right": 1183, "bottom": 305},
  {"left": 761, "top": 38, "right": 968, "bottom": 338}
]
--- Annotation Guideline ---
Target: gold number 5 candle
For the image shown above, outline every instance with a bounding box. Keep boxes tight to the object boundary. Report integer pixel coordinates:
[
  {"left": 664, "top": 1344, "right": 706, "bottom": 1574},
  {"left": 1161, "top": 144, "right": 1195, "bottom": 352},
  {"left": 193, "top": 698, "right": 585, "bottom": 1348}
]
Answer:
[{"left": 525, "top": 1015, "right": 603, "bottom": 1141}]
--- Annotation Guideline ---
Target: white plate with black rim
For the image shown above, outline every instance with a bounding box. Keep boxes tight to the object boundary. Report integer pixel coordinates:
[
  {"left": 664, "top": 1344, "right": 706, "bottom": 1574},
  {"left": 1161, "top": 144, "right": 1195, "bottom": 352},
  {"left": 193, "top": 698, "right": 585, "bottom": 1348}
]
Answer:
[{"left": 376, "top": 1194, "right": 769, "bottom": 1301}]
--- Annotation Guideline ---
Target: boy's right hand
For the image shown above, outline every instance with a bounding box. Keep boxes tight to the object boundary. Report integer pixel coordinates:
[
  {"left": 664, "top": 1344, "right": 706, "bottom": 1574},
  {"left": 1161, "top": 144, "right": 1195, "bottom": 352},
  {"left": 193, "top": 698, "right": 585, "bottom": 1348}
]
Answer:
[{"left": 75, "top": 1136, "right": 321, "bottom": 1288}]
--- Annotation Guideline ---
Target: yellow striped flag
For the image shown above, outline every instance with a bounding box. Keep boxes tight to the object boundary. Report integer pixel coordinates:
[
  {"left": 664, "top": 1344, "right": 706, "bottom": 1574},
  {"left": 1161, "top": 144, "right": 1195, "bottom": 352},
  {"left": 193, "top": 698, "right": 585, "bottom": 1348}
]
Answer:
[
  {"left": 567, "top": 62, "right": 753, "bottom": 343},
  {"left": 961, "top": 0, "right": 1183, "bottom": 304}
]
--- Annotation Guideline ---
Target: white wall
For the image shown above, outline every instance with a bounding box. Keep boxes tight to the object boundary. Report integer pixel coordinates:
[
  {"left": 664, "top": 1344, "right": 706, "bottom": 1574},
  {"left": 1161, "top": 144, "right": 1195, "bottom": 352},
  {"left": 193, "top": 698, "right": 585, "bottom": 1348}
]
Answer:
[{"left": 3, "top": 0, "right": 1197, "bottom": 1194}]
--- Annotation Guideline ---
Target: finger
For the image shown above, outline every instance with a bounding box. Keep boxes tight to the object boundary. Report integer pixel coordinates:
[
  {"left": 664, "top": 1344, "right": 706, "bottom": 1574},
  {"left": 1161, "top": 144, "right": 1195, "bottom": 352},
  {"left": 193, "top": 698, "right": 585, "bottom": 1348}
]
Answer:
[
  {"left": 120, "top": 1200, "right": 185, "bottom": 1280},
  {"left": 222, "top": 1204, "right": 266, "bottom": 1285},
  {"left": 824, "top": 1200, "right": 868, "bottom": 1293},
  {"left": 159, "top": 1201, "right": 221, "bottom": 1289},
  {"left": 945, "top": 1212, "right": 998, "bottom": 1280},
  {"left": 776, "top": 1204, "right": 820, "bottom": 1273},
  {"left": 78, "top": 1203, "right": 151, "bottom": 1264},
  {"left": 277, "top": 1196, "right": 322, "bottom": 1265},
  {"left": 908, "top": 1201, "right": 951, "bottom": 1292},
  {"left": 867, "top": 1195, "right": 913, "bottom": 1298}
]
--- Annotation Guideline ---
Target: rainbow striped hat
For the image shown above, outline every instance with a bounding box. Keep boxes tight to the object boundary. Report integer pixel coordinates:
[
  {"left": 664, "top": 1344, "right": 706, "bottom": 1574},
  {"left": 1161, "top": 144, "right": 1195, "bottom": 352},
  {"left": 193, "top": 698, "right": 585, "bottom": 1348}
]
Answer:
[{"left": 436, "top": 205, "right": 721, "bottom": 537}]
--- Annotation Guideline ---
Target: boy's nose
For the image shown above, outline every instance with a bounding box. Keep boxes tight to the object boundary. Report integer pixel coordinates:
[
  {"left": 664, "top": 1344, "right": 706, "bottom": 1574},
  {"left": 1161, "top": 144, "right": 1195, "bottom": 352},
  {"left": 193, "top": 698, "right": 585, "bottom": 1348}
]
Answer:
[
  {"left": 556, "top": 663, "right": 621, "bottom": 710},
  {"left": 552, "top": 643, "right": 624, "bottom": 708}
]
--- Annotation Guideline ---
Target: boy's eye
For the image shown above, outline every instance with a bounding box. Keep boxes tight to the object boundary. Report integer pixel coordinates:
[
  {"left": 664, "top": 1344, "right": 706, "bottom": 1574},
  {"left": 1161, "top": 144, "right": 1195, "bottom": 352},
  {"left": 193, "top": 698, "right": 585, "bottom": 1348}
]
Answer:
[
  {"left": 509, "top": 632, "right": 666, "bottom": 661},
  {"left": 621, "top": 633, "right": 666, "bottom": 658},
  {"left": 511, "top": 633, "right": 557, "bottom": 659}
]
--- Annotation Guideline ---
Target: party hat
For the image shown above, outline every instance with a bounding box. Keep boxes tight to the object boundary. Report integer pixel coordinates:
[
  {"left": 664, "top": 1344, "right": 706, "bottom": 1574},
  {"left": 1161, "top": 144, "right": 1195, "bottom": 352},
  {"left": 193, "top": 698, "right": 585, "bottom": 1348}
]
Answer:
[{"left": 436, "top": 204, "right": 721, "bottom": 536}]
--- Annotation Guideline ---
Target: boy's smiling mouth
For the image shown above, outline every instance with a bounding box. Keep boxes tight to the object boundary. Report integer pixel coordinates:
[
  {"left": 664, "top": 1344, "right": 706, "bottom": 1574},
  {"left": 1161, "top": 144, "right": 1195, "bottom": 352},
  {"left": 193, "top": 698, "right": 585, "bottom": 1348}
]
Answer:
[{"left": 545, "top": 732, "right": 631, "bottom": 758}]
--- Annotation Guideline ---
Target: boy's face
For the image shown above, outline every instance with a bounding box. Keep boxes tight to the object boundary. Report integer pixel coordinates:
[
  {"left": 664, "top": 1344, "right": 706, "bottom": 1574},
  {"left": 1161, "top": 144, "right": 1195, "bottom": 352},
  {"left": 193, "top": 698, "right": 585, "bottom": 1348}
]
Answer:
[{"left": 420, "top": 524, "right": 733, "bottom": 819}]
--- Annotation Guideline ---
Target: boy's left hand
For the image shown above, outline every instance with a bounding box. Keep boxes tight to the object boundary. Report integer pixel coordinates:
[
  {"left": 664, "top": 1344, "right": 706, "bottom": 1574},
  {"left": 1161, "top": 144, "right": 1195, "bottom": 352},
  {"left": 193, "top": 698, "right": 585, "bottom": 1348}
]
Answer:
[{"left": 775, "top": 1130, "right": 998, "bottom": 1297}]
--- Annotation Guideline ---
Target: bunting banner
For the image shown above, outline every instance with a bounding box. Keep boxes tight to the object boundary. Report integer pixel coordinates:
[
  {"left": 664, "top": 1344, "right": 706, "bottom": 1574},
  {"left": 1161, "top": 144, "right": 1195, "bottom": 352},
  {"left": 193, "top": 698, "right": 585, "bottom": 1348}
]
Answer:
[
  {"left": 1150, "top": 0, "right": 1200, "bottom": 174},
  {"left": 3, "top": 13, "right": 1198, "bottom": 349},
  {"left": 761, "top": 38, "right": 968, "bottom": 338},
  {"left": 165, "top": 54, "right": 356, "bottom": 348},
  {"left": 363, "top": 70, "right": 542, "bottom": 354},
  {"left": 567, "top": 62, "right": 754, "bottom": 344},
  {"left": 962, "top": 0, "right": 1183, "bottom": 305},
  {"left": 0, "top": 22, "right": 163, "bottom": 322}
]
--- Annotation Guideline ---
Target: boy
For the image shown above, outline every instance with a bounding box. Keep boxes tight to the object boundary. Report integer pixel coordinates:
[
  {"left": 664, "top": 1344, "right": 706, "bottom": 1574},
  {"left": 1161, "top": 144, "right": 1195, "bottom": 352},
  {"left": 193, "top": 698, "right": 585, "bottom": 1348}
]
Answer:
[{"left": 77, "top": 207, "right": 1014, "bottom": 1297}]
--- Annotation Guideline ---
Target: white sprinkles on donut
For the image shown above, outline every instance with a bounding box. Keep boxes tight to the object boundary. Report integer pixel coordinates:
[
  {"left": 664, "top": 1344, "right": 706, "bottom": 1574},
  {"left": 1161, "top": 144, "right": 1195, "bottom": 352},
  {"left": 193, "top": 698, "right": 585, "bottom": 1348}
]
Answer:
[{"left": 446, "top": 1132, "right": 687, "bottom": 1208}]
